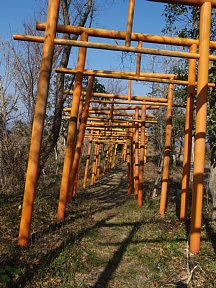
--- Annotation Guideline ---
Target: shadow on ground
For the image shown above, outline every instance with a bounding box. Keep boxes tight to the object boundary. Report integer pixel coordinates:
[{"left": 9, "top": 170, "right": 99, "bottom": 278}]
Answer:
[{"left": 1, "top": 165, "right": 131, "bottom": 287}]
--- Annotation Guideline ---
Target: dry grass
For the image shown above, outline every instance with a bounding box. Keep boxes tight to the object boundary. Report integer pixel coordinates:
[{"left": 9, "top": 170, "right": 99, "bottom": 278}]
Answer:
[{"left": 0, "top": 161, "right": 215, "bottom": 287}]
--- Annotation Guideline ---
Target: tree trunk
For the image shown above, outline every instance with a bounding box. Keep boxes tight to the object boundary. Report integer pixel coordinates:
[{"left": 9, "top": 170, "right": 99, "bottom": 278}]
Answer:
[{"left": 209, "top": 164, "right": 216, "bottom": 220}]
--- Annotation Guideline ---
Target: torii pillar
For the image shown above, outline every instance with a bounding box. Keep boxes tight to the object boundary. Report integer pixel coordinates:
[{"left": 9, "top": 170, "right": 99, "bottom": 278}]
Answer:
[{"left": 18, "top": 0, "right": 60, "bottom": 247}]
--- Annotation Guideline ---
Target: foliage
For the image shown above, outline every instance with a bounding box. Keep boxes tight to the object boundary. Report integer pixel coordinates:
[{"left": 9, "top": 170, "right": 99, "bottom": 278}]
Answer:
[
  {"left": 162, "top": 4, "right": 216, "bottom": 39},
  {"left": 208, "top": 65, "right": 216, "bottom": 167},
  {"left": 162, "top": 4, "right": 216, "bottom": 218},
  {"left": 161, "top": 4, "right": 216, "bottom": 166}
]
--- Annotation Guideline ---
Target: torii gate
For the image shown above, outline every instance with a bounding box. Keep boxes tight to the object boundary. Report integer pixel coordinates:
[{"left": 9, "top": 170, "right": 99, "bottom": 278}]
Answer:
[{"left": 14, "top": 0, "right": 216, "bottom": 255}]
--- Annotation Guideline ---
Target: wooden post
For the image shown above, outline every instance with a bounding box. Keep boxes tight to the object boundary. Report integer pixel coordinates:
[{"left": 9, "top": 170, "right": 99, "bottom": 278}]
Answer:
[
  {"left": 91, "top": 138, "right": 98, "bottom": 185},
  {"left": 108, "top": 144, "right": 113, "bottom": 170},
  {"left": 97, "top": 143, "right": 102, "bottom": 177},
  {"left": 130, "top": 135, "right": 134, "bottom": 194},
  {"left": 138, "top": 105, "right": 146, "bottom": 206},
  {"left": 132, "top": 116, "right": 136, "bottom": 192},
  {"left": 121, "top": 142, "right": 125, "bottom": 160},
  {"left": 127, "top": 138, "right": 132, "bottom": 195},
  {"left": 83, "top": 130, "right": 93, "bottom": 189},
  {"left": 73, "top": 165, "right": 80, "bottom": 197},
  {"left": 67, "top": 98, "right": 84, "bottom": 201},
  {"left": 67, "top": 76, "right": 94, "bottom": 200},
  {"left": 134, "top": 107, "right": 139, "bottom": 199},
  {"left": 125, "top": 0, "right": 135, "bottom": 47},
  {"left": 123, "top": 143, "right": 127, "bottom": 162},
  {"left": 128, "top": 80, "right": 132, "bottom": 101},
  {"left": 113, "top": 143, "right": 118, "bottom": 167},
  {"left": 159, "top": 82, "right": 174, "bottom": 216},
  {"left": 94, "top": 142, "right": 100, "bottom": 181},
  {"left": 180, "top": 44, "right": 197, "bottom": 221},
  {"left": 103, "top": 144, "right": 108, "bottom": 174},
  {"left": 190, "top": 2, "right": 211, "bottom": 254},
  {"left": 144, "top": 135, "right": 148, "bottom": 164},
  {"left": 57, "top": 33, "right": 88, "bottom": 220},
  {"left": 136, "top": 41, "right": 142, "bottom": 77},
  {"left": 18, "top": 0, "right": 60, "bottom": 247}
]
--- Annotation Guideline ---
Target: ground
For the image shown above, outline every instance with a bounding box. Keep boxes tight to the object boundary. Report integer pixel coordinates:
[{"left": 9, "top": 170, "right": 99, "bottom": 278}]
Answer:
[{"left": 0, "top": 160, "right": 215, "bottom": 287}]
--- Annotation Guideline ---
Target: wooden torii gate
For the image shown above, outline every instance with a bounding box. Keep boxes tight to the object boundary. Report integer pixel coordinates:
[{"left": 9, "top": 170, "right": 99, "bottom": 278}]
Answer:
[{"left": 14, "top": 0, "right": 216, "bottom": 255}]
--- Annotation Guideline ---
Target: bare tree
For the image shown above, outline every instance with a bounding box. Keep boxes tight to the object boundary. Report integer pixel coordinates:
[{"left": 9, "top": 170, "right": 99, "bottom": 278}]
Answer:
[
  {"left": 8, "top": 0, "right": 95, "bottom": 178},
  {"left": 39, "top": 0, "right": 95, "bottom": 175},
  {"left": 0, "top": 41, "right": 25, "bottom": 190}
]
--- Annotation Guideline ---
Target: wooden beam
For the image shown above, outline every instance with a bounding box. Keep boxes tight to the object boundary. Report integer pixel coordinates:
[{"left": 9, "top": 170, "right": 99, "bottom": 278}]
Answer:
[
  {"left": 60, "top": 69, "right": 215, "bottom": 87},
  {"left": 36, "top": 22, "right": 216, "bottom": 49},
  {"left": 14, "top": 34, "right": 207, "bottom": 60}
]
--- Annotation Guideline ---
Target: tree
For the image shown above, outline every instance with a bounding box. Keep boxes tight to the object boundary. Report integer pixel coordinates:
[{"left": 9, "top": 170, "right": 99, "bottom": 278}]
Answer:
[
  {"left": 1, "top": 0, "right": 118, "bottom": 192},
  {"left": 162, "top": 4, "right": 216, "bottom": 219},
  {"left": 39, "top": 0, "right": 95, "bottom": 175},
  {"left": 208, "top": 65, "right": 216, "bottom": 219},
  {"left": 0, "top": 41, "right": 28, "bottom": 191}
]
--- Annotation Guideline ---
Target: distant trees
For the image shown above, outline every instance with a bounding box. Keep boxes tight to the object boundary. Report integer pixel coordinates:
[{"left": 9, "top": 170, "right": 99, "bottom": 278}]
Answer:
[
  {"left": 208, "top": 65, "right": 216, "bottom": 220},
  {"left": 0, "top": 40, "right": 27, "bottom": 192},
  {"left": 0, "top": 0, "right": 117, "bottom": 193}
]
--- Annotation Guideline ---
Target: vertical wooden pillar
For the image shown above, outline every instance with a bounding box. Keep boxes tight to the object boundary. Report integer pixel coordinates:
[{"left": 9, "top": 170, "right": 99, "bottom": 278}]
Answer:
[
  {"left": 159, "top": 82, "right": 174, "bottom": 216},
  {"left": 130, "top": 135, "right": 134, "bottom": 194},
  {"left": 128, "top": 80, "right": 132, "bottom": 101},
  {"left": 122, "top": 142, "right": 125, "bottom": 160},
  {"left": 134, "top": 108, "right": 139, "bottom": 199},
  {"left": 18, "top": 0, "right": 60, "bottom": 247},
  {"left": 83, "top": 129, "right": 93, "bottom": 189},
  {"left": 180, "top": 44, "right": 197, "bottom": 221},
  {"left": 103, "top": 144, "right": 108, "bottom": 174},
  {"left": 97, "top": 143, "right": 102, "bottom": 177},
  {"left": 136, "top": 41, "right": 142, "bottom": 77},
  {"left": 57, "top": 33, "right": 88, "bottom": 220},
  {"left": 102, "top": 143, "right": 107, "bottom": 173},
  {"left": 113, "top": 143, "right": 118, "bottom": 167},
  {"left": 67, "top": 76, "right": 94, "bottom": 200},
  {"left": 69, "top": 96, "right": 85, "bottom": 197},
  {"left": 73, "top": 166, "right": 80, "bottom": 198},
  {"left": 190, "top": 2, "right": 211, "bottom": 254},
  {"left": 144, "top": 136, "right": 147, "bottom": 164},
  {"left": 127, "top": 138, "right": 132, "bottom": 195},
  {"left": 125, "top": 0, "right": 135, "bottom": 47},
  {"left": 108, "top": 144, "right": 113, "bottom": 170},
  {"left": 94, "top": 142, "right": 100, "bottom": 181},
  {"left": 138, "top": 105, "right": 146, "bottom": 206},
  {"left": 91, "top": 139, "right": 98, "bottom": 185},
  {"left": 132, "top": 116, "right": 135, "bottom": 191},
  {"left": 107, "top": 144, "right": 110, "bottom": 171},
  {"left": 123, "top": 143, "right": 127, "bottom": 162}
]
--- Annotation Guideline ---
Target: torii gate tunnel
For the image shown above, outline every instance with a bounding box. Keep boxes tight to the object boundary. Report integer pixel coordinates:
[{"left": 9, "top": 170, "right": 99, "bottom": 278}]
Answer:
[{"left": 13, "top": 0, "right": 216, "bottom": 254}]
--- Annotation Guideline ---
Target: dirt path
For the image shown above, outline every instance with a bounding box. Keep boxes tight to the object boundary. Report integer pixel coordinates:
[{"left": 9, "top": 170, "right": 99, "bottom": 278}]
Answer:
[{"left": 0, "top": 162, "right": 215, "bottom": 287}]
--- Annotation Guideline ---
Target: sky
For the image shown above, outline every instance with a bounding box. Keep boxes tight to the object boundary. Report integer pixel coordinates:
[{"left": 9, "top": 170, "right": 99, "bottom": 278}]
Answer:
[{"left": 0, "top": 0, "right": 167, "bottom": 95}]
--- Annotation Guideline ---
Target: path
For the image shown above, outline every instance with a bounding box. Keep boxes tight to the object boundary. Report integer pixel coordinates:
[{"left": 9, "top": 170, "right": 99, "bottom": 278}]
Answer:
[{"left": 0, "top": 162, "right": 215, "bottom": 287}]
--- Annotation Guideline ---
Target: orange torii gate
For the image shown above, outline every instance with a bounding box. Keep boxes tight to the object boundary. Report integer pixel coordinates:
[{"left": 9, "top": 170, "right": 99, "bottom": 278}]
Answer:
[
  {"left": 71, "top": 101, "right": 154, "bottom": 195},
  {"left": 14, "top": 0, "right": 216, "bottom": 255},
  {"left": 149, "top": 0, "right": 214, "bottom": 254},
  {"left": 58, "top": 69, "right": 176, "bottom": 219}
]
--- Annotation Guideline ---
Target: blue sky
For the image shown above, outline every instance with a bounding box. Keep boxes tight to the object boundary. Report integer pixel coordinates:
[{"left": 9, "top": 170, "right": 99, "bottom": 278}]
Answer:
[
  {"left": 0, "top": 1, "right": 165, "bottom": 37},
  {"left": 0, "top": 0, "right": 166, "bottom": 95}
]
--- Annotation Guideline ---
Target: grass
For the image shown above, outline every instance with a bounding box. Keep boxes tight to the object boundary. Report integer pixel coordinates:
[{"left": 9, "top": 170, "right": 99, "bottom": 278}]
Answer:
[{"left": 0, "top": 162, "right": 215, "bottom": 287}]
